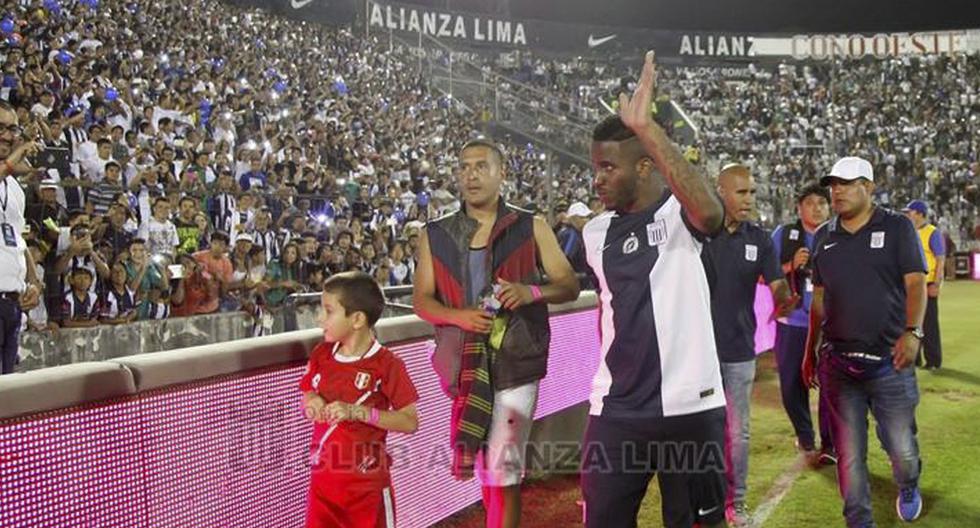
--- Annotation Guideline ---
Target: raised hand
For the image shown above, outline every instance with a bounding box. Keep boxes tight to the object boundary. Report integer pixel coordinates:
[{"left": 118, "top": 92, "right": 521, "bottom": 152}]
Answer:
[{"left": 618, "top": 51, "right": 657, "bottom": 135}]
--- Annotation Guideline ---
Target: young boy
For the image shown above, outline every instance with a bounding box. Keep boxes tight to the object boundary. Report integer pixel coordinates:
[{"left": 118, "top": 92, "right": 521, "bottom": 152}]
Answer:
[
  {"left": 299, "top": 271, "right": 419, "bottom": 528},
  {"left": 61, "top": 267, "right": 101, "bottom": 328}
]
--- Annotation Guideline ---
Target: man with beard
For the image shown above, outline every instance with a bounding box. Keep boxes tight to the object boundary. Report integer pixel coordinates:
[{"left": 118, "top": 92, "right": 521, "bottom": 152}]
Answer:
[{"left": 579, "top": 52, "right": 726, "bottom": 528}]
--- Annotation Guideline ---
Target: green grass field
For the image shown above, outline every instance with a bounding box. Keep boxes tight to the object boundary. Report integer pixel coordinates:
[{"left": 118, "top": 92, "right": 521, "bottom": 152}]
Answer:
[{"left": 436, "top": 280, "right": 980, "bottom": 527}]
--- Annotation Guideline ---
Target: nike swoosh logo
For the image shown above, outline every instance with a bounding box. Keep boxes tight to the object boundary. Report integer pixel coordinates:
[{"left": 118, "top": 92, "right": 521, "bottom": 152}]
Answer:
[
  {"left": 823, "top": 243, "right": 837, "bottom": 250},
  {"left": 698, "top": 505, "right": 719, "bottom": 516},
  {"left": 587, "top": 34, "right": 617, "bottom": 48},
  {"left": 291, "top": 0, "right": 312, "bottom": 8}
]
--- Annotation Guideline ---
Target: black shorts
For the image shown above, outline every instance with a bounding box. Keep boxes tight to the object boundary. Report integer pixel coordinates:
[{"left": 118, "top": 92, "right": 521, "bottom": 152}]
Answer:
[{"left": 580, "top": 407, "right": 726, "bottom": 528}]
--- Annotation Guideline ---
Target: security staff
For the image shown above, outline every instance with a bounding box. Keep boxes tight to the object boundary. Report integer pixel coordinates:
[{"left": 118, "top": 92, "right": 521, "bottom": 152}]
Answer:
[
  {"left": 803, "top": 157, "right": 926, "bottom": 527},
  {"left": 902, "top": 200, "right": 944, "bottom": 369},
  {"left": 0, "top": 101, "right": 42, "bottom": 374},
  {"left": 704, "top": 163, "right": 794, "bottom": 527}
]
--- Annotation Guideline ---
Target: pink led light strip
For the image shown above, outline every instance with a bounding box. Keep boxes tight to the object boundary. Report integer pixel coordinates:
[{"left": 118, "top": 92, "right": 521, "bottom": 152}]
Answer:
[{"left": 0, "top": 309, "right": 600, "bottom": 527}]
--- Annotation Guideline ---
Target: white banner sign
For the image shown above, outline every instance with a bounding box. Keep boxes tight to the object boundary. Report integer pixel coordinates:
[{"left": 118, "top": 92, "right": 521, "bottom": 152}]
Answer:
[{"left": 757, "top": 30, "right": 979, "bottom": 60}]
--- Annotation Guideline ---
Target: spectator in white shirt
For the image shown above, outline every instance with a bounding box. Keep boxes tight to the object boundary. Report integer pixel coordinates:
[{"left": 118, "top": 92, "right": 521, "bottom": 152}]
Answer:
[{"left": 138, "top": 197, "right": 179, "bottom": 259}]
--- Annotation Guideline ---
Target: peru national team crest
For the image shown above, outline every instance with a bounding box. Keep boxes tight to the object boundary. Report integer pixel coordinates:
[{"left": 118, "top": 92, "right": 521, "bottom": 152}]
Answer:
[{"left": 354, "top": 372, "right": 372, "bottom": 390}]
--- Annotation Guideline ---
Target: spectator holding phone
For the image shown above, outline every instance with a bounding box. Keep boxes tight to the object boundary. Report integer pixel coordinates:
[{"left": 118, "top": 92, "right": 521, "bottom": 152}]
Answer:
[
  {"left": 55, "top": 223, "right": 110, "bottom": 295},
  {"left": 171, "top": 253, "right": 219, "bottom": 317},
  {"left": 193, "top": 231, "right": 234, "bottom": 313}
]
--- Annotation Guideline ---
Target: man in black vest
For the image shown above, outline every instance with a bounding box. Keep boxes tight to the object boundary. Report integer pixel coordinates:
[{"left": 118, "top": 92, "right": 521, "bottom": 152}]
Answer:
[
  {"left": 413, "top": 139, "right": 579, "bottom": 528},
  {"left": 771, "top": 182, "right": 836, "bottom": 464}
]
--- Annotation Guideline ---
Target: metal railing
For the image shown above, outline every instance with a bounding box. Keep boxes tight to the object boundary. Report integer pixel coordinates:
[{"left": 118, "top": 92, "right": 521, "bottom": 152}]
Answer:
[{"left": 15, "top": 285, "right": 418, "bottom": 372}]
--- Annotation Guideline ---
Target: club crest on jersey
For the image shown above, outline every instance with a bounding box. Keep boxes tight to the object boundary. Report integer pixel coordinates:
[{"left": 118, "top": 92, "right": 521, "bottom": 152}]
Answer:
[
  {"left": 745, "top": 244, "right": 758, "bottom": 261},
  {"left": 623, "top": 232, "right": 640, "bottom": 254},
  {"left": 646, "top": 220, "right": 668, "bottom": 246},
  {"left": 311, "top": 373, "right": 321, "bottom": 389},
  {"left": 789, "top": 229, "right": 800, "bottom": 241},
  {"left": 354, "top": 372, "right": 372, "bottom": 390},
  {"left": 870, "top": 231, "right": 885, "bottom": 248}
]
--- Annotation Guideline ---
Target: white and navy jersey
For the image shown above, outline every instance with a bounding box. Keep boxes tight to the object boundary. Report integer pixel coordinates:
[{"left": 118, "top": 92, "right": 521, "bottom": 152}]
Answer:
[
  {"left": 64, "top": 127, "right": 88, "bottom": 162},
  {"left": 251, "top": 229, "right": 282, "bottom": 263},
  {"left": 208, "top": 193, "right": 237, "bottom": 235},
  {"left": 100, "top": 287, "right": 137, "bottom": 320},
  {"left": 62, "top": 291, "right": 100, "bottom": 322},
  {"left": 144, "top": 301, "right": 170, "bottom": 320},
  {"left": 583, "top": 193, "right": 725, "bottom": 419}
]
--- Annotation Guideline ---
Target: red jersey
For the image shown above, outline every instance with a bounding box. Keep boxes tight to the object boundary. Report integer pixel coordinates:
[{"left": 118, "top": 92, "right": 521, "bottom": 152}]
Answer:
[{"left": 299, "top": 340, "right": 418, "bottom": 486}]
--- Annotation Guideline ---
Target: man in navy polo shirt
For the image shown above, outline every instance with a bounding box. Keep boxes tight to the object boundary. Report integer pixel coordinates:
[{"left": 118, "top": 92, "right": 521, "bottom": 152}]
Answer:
[
  {"left": 803, "top": 157, "right": 927, "bottom": 527},
  {"left": 704, "top": 163, "right": 795, "bottom": 527}
]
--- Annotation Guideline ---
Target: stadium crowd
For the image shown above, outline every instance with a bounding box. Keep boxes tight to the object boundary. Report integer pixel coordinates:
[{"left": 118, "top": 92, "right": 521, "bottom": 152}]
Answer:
[
  {"left": 0, "top": 0, "right": 585, "bottom": 332},
  {"left": 485, "top": 51, "right": 980, "bottom": 245},
  {"left": 1, "top": 0, "right": 977, "bottom": 335}
]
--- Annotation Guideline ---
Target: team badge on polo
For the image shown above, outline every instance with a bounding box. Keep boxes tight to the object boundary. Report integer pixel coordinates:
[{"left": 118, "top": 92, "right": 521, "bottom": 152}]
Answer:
[
  {"left": 871, "top": 231, "right": 885, "bottom": 248},
  {"left": 745, "top": 244, "right": 758, "bottom": 261},
  {"left": 623, "top": 232, "right": 640, "bottom": 254},
  {"left": 354, "top": 372, "right": 372, "bottom": 390},
  {"left": 789, "top": 229, "right": 800, "bottom": 241}
]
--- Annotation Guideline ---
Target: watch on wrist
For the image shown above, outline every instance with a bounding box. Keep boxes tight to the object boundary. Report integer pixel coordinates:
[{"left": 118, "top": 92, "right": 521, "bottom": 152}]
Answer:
[{"left": 905, "top": 327, "right": 924, "bottom": 340}]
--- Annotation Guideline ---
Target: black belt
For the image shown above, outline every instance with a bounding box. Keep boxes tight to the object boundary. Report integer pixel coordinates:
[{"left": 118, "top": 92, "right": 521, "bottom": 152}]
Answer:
[{"left": 0, "top": 291, "right": 20, "bottom": 301}]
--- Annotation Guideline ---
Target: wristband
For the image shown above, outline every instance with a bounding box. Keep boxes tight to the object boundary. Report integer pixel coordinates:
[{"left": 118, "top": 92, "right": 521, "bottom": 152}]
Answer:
[
  {"left": 529, "top": 285, "right": 543, "bottom": 302},
  {"left": 368, "top": 407, "right": 380, "bottom": 426}
]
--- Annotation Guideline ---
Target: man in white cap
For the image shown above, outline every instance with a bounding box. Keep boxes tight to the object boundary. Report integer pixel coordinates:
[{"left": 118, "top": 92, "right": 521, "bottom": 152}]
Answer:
[
  {"left": 558, "top": 201, "right": 593, "bottom": 288},
  {"left": 27, "top": 179, "right": 68, "bottom": 229},
  {"left": 803, "top": 156, "right": 927, "bottom": 527}
]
